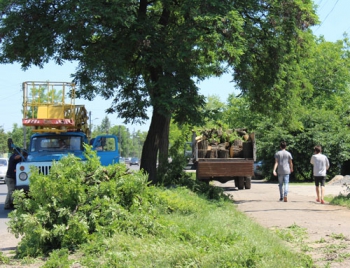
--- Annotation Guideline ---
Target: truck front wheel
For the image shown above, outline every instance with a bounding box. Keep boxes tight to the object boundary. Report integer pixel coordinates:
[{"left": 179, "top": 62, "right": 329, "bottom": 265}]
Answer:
[{"left": 244, "top": 177, "right": 252, "bottom": 189}]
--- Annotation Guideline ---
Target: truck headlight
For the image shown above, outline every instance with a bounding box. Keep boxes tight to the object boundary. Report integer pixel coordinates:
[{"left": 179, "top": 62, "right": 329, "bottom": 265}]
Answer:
[{"left": 19, "top": 172, "right": 28, "bottom": 181}]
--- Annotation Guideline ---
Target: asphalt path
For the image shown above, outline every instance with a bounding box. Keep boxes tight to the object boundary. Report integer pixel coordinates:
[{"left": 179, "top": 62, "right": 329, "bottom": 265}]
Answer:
[
  {"left": 0, "top": 183, "right": 19, "bottom": 253},
  {"left": 0, "top": 182, "right": 11, "bottom": 229}
]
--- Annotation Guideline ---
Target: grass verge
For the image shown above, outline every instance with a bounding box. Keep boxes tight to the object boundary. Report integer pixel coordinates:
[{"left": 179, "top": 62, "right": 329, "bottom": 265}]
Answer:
[
  {"left": 69, "top": 187, "right": 312, "bottom": 268},
  {"left": 2, "top": 187, "right": 314, "bottom": 267}
]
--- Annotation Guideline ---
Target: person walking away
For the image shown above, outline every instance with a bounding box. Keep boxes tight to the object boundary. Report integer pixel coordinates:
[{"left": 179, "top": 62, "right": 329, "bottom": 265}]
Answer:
[
  {"left": 4, "top": 149, "right": 28, "bottom": 210},
  {"left": 273, "top": 141, "right": 293, "bottom": 202},
  {"left": 310, "top": 145, "right": 329, "bottom": 204}
]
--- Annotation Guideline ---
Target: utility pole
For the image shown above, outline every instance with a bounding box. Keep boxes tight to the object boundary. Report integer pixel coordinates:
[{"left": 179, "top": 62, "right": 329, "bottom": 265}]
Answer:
[{"left": 89, "top": 111, "right": 92, "bottom": 138}]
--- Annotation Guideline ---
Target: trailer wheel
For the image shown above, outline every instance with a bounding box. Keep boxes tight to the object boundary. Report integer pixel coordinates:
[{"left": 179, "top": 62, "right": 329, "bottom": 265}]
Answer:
[
  {"left": 237, "top": 177, "right": 244, "bottom": 190},
  {"left": 244, "top": 177, "right": 252, "bottom": 189}
]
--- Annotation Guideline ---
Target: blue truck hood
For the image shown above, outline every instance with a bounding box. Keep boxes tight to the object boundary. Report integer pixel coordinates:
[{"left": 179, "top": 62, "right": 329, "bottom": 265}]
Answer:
[{"left": 27, "top": 151, "right": 85, "bottom": 162}]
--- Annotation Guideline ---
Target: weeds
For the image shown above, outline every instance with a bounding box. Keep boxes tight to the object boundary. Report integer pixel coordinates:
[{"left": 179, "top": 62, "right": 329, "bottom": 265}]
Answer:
[
  {"left": 42, "top": 249, "right": 72, "bottom": 268},
  {"left": 275, "top": 223, "right": 307, "bottom": 244},
  {"left": 330, "top": 233, "right": 346, "bottom": 240},
  {"left": 316, "top": 237, "right": 326, "bottom": 243},
  {"left": 329, "top": 183, "right": 350, "bottom": 208},
  {"left": 0, "top": 252, "right": 10, "bottom": 265}
]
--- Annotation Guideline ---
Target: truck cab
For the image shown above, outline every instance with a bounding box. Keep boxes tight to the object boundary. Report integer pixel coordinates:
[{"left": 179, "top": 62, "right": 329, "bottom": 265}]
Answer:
[{"left": 16, "top": 132, "right": 119, "bottom": 192}]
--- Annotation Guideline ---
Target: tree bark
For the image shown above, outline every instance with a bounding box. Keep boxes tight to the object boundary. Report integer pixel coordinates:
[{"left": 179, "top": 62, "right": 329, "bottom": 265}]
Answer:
[{"left": 140, "top": 108, "right": 170, "bottom": 184}]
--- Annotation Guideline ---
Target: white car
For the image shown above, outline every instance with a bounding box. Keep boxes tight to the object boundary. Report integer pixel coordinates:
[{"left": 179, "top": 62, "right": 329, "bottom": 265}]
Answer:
[{"left": 0, "top": 158, "right": 8, "bottom": 184}]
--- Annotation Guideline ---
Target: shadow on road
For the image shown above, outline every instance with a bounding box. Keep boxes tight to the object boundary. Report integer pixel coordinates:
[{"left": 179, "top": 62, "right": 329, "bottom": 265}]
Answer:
[
  {"left": 220, "top": 187, "right": 238, "bottom": 191},
  {"left": 0, "top": 204, "right": 12, "bottom": 219}
]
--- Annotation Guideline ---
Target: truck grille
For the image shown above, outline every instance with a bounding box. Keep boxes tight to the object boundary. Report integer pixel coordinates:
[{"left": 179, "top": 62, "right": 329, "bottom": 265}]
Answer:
[{"left": 37, "top": 165, "right": 52, "bottom": 175}]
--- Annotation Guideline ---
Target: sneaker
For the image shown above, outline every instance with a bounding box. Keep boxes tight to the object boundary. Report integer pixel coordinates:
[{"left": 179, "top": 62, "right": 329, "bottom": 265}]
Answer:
[
  {"left": 321, "top": 200, "right": 325, "bottom": 204},
  {"left": 284, "top": 196, "right": 287, "bottom": 202},
  {"left": 279, "top": 198, "right": 283, "bottom": 201},
  {"left": 316, "top": 199, "right": 320, "bottom": 202}
]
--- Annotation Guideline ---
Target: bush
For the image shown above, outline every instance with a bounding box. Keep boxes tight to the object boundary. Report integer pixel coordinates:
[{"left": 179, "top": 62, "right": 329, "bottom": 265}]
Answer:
[
  {"left": 7, "top": 145, "right": 242, "bottom": 260},
  {"left": 9, "top": 145, "right": 151, "bottom": 257}
]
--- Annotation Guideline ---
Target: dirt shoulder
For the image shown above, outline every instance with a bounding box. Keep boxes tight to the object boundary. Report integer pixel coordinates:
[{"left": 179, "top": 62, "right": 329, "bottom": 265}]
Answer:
[{"left": 216, "top": 180, "right": 350, "bottom": 268}]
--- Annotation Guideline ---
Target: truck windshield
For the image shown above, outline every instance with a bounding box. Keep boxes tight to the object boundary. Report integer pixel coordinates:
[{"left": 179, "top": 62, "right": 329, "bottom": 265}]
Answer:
[{"left": 30, "top": 136, "right": 83, "bottom": 152}]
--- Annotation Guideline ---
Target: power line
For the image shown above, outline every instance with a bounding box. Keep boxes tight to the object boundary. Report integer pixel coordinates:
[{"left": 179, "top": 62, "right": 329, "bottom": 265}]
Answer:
[
  {"left": 314, "top": 0, "right": 340, "bottom": 33},
  {"left": 317, "top": 0, "right": 327, "bottom": 12}
]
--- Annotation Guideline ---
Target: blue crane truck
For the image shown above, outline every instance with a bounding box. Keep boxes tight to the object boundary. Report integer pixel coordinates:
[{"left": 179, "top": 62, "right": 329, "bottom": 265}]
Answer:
[{"left": 14, "top": 81, "right": 120, "bottom": 192}]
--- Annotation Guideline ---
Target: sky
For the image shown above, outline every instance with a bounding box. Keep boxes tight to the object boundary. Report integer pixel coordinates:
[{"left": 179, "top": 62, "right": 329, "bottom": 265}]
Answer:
[{"left": 0, "top": 0, "right": 348, "bottom": 133}]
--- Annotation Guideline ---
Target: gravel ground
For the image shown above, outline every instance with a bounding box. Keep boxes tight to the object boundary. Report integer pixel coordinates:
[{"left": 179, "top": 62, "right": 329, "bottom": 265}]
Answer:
[{"left": 328, "top": 175, "right": 350, "bottom": 186}]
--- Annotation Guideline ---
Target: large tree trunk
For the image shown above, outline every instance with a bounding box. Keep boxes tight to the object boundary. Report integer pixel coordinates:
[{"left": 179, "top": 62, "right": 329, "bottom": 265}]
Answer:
[
  {"left": 158, "top": 116, "right": 170, "bottom": 166},
  {"left": 140, "top": 108, "right": 170, "bottom": 184}
]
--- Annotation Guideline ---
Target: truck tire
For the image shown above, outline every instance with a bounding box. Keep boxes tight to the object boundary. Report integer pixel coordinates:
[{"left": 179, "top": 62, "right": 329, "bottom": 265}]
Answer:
[
  {"left": 237, "top": 177, "right": 244, "bottom": 190},
  {"left": 244, "top": 177, "right": 252, "bottom": 189}
]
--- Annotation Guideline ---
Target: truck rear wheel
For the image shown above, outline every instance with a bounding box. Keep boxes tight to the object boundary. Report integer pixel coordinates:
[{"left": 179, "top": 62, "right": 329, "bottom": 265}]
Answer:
[
  {"left": 244, "top": 177, "right": 252, "bottom": 189},
  {"left": 236, "top": 177, "right": 244, "bottom": 190}
]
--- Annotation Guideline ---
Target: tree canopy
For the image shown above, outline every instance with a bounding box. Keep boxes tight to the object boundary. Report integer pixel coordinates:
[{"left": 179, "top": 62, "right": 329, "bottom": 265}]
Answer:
[
  {"left": 217, "top": 36, "right": 350, "bottom": 181},
  {"left": 0, "top": 0, "right": 317, "bottom": 182}
]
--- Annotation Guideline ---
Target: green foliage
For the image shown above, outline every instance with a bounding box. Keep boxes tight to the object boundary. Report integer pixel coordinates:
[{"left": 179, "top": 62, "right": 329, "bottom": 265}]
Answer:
[
  {"left": 0, "top": 126, "right": 9, "bottom": 156},
  {"left": 42, "top": 249, "right": 72, "bottom": 268},
  {"left": 222, "top": 37, "right": 350, "bottom": 182},
  {"left": 97, "top": 116, "right": 111, "bottom": 134},
  {"left": 0, "top": 0, "right": 318, "bottom": 182},
  {"left": 329, "top": 184, "right": 350, "bottom": 208},
  {"left": 233, "top": 0, "right": 317, "bottom": 125},
  {"left": 75, "top": 196, "right": 313, "bottom": 268},
  {"left": 275, "top": 223, "right": 308, "bottom": 244},
  {"left": 6, "top": 124, "right": 33, "bottom": 152},
  {"left": 8, "top": 142, "right": 227, "bottom": 260},
  {"left": 9, "top": 145, "right": 150, "bottom": 257},
  {"left": 0, "top": 251, "right": 10, "bottom": 265},
  {"left": 5, "top": 145, "right": 313, "bottom": 267}
]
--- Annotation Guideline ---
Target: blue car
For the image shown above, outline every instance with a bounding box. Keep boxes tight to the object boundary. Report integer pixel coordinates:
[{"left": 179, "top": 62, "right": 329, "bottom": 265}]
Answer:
[{"left": 130, "top": 157, "right": 139, "bottom": 166}]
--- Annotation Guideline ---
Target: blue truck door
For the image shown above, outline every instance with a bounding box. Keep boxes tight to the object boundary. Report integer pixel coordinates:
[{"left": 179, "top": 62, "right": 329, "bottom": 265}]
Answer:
[{"left": 92, "top": 135, "right": 119, "bottom": 166}]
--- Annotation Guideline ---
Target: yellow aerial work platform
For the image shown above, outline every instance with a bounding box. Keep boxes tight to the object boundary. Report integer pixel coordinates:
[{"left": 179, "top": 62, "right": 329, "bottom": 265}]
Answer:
[{"left": 22, "top": 81, "right": 89, "bottom": 136}]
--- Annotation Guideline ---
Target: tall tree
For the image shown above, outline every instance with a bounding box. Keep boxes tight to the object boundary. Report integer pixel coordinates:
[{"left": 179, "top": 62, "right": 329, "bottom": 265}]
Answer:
[
  {"left": 0, "top": 0, "right": 317, "bottom": 182},
  {"left": 245, "top": 37, "right": 350, "bottom": 180},
  {"left": 98, "top": 116, "right": 111, "bottom": 134},
  {"left": 0, "top": 126, "right": 9, "bottom": 155},
  {"left": 232, "top": 0, "right": 317, "bottom": 130}
]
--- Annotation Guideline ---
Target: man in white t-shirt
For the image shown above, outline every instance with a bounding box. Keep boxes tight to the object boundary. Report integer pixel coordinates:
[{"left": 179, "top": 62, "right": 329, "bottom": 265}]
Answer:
[{"left": 310, "top": 145, "right": 330, "bottom": 204}]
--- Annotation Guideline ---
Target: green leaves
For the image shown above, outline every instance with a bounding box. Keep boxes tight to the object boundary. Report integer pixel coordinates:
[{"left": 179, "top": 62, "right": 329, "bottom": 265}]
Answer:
[
  {"left": 8, "top": 146, "right": 149, "bottom": 257},
  {"left": 0, "top": 0, "right": 320, "bottom": 181}
]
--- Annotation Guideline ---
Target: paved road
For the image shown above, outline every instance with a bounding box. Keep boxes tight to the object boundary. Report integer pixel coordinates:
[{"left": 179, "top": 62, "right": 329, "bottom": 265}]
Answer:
[{"left": 0, "top": 183, "right": 20, "bottom": 253}]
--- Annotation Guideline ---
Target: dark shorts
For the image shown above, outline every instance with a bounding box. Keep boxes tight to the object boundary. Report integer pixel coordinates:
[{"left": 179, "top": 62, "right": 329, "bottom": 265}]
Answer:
[{"left": 314, "top": 176, "right": 326, "bottom": 187}]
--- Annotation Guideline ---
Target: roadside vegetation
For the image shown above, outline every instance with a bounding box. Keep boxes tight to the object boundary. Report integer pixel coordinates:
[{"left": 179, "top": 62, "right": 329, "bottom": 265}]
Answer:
[
  {"left": 328, "top": 183, "right": 350, "bottom": 208},
  {"left": 274, "top": 223, "right": 350, "bottom": 267},
  {"left": 1, "top": 147, "right": 313, "bottom": 267}
]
